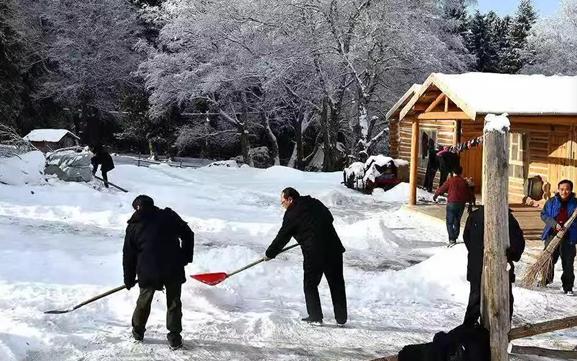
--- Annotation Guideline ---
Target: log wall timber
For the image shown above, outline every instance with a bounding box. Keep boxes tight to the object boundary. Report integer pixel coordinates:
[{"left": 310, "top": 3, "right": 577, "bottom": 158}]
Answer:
[
  {"left": 389, "top": 118, "right": 400, "bottom": 158},
  {"left": 396, "top": 116, "right": 457, "bottom": 191}
]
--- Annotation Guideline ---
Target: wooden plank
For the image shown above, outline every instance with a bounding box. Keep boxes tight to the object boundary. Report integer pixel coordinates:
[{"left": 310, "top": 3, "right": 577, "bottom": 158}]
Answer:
[
  {"left": 444, "top": 96, "right": 449, "bottom": 112},
  {"left": 425, "top": 93, "right": 446, "bottom": 112},
  {"left": 509, "top": 315, "right": 577, "bottom": 341},
  {"left": 409, "top": 120, "right": 419, "bottom": 205},
  {"left": 418, "top": 111, "right": 472, "bottom": 120},
  {"left": 482, "top": 126, "right": 511, "bottom": 361},
  {"left": 510, "top": 345, "right": 577, "bottom": 359}
]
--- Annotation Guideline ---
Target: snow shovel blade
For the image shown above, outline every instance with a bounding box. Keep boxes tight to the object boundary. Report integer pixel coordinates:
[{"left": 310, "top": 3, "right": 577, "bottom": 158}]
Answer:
[
  {"left": 190, "top": 272, "right": 228, "bottom": 286},
  {"left": 44, "top": 308, "right": 73, "bottom": 314}
]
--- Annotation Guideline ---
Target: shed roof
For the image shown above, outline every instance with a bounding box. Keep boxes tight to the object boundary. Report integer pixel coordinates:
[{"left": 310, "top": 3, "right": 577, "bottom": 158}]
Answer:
[{"left": 23, "top": 129, "right": 79, "bottom": 143}]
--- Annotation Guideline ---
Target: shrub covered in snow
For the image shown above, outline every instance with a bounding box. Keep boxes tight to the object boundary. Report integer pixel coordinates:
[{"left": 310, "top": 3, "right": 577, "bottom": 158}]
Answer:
[{"left": 45, "top": 147, "right": 92, "bottom": 182}]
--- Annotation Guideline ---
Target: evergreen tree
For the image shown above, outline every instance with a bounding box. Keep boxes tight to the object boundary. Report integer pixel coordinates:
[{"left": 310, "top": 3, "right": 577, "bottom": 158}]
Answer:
[
  {"left": 441, "top": 0, "right": 470, "bottom": 38},
  {"left": 467, "top": 11, "right": 492, "bottom": 71},
  {"left": 508, "top": 0, "right": 537, "bottom": 72},
  {"left": 483, "top": 11, "right": 500, "bottom": 72}
]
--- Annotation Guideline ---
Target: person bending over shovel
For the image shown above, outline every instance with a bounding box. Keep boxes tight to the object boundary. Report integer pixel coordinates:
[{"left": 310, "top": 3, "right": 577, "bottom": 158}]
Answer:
[
  {"left": 264, "top": 187, "right": 347, "bottom": 326},
  {"left": 123, "top": 195, "right": 194, "bottom": 349}
]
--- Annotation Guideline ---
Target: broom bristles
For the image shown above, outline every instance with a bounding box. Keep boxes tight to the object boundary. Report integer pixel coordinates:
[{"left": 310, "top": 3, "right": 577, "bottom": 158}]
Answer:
[{"left": 521, "top": 236, "right": 561, "bottom": 288}]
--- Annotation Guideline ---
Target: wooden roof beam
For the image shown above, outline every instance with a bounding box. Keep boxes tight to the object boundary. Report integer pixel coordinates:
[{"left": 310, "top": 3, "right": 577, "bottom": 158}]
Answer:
[
  {"left": 425, "top": 93, "right": 446, "bottom": 113},
  {"left": 418, "top": 111, "right": 472, "bottom": 120}
]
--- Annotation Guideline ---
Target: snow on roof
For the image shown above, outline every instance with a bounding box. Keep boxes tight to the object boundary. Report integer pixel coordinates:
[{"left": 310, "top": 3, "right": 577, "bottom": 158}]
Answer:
[
  {"left": 385, "top": 84, "right": 421, "bottom": 120},
  {"left": 399, "top": 72, "right": 577, "bottom": 120},
  {"left": 23, "top": 129, "right": 79, "bottom": 143}
]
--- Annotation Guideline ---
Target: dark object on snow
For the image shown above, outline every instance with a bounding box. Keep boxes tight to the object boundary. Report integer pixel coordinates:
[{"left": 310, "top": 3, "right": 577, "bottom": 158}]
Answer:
[
  {"left": 462, "top": 206, "right": 525, "bottom": 326},
  {"left": 266, "top": 193, "right": 347, "bottom": 325},
  {"left": 44, "top": 284, "right": 127, "bottom": 314},
  {"left": 90, "top": 144, "right": 114, "bottom": 187},
  {"left": 398, "top": 324, "right": 490, "bottom": 361}
]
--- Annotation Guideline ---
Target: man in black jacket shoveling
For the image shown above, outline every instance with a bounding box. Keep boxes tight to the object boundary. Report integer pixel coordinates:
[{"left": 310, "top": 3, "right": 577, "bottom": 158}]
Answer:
[
  {"left": 90, "top": 144, "right": 114, "bottom": 188},
  {"left": 123, "top": 195, "right": 194, "bottom": 349},
  {"left": 462, "top": 206, "right": 525, "bottom": 326},
  {"left": 265, "top": 187, "right": 347, "bottom": 326}
]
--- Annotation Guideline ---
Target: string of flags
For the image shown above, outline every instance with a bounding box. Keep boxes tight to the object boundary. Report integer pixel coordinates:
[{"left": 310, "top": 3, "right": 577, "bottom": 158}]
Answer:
[{"left": 441, "top": 136, "right": 484, "bottom": 154}]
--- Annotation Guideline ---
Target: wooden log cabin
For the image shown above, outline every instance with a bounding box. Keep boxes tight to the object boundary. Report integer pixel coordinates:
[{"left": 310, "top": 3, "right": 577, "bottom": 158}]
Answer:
[{"left": 387, "top": 72, "right": 577, "bottom": 206}]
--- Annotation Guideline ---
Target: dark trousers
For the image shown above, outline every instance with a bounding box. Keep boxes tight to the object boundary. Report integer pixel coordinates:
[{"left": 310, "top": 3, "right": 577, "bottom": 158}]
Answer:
[
  {"left": 101, "top": 170, "right": 109, "bottom": 188},
  {"left": 423, "top": 164, "right": 438, "bottom": 192},
  {"left": 545, "top": 236, "right": 576, "bottom": 292},
  {"left": 303, "top": 253, "right": 347, "bottom": 324},
  {"left": 464, "top": 279, "right": 513, "bottom": 326},
  {"left": 446, "top": 202, "right": 465, "bottom": 242},
  {"left": 132, "top": 282, "right": 183, "bottom": 343}
]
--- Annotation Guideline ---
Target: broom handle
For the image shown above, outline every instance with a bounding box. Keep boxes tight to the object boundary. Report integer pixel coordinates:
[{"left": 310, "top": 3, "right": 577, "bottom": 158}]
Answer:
[{"left": 545, "top": 207, "right": 577, "bottom": 252}]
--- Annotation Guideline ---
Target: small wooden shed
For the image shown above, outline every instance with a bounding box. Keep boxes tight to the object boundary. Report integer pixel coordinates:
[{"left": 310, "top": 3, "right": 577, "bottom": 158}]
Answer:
[
  {"left": 387, "top": 72, "right": 577, "bottom": 205},
  {"left": 23, "top": 129, "right": 80, "bottom": 153}
]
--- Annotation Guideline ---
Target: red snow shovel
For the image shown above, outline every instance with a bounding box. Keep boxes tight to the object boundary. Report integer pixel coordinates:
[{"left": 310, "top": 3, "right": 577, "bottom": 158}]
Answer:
[{"left": 191, "top": 243, "right": 299, "bottom": 286}]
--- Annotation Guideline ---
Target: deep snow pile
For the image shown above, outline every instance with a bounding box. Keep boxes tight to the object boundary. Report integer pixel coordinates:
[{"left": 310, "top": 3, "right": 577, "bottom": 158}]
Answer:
[
  {"left": 0, "top": 163, "right": 575, "bottom": 360},
  {"left": 0, "top": 151, "right": 45, "bottom": 185}
]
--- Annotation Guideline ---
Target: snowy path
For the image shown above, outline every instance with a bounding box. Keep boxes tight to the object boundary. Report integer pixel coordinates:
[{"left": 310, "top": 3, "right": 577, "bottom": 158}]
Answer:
[{"left": 1, "top": 162, "right": 576, "bottom": 360}]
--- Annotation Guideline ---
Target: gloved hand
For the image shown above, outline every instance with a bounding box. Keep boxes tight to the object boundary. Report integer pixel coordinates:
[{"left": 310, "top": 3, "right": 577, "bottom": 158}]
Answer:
[{"left": 125, "top": 279, "right": 136, "bottom": 290}]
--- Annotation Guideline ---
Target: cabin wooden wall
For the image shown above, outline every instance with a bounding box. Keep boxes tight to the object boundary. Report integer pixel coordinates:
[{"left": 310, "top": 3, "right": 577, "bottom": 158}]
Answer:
[{"left": 391, "top": 115, "right": 458, "bottom": 191}]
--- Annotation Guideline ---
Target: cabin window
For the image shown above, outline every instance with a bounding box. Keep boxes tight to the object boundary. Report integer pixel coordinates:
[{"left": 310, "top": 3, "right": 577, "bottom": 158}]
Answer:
[
  {"left": 509, "top": 132, "right": 527, "bottom": 179},
  {"left": 419, "top": 128, "right": 437, "bottom": 168}
]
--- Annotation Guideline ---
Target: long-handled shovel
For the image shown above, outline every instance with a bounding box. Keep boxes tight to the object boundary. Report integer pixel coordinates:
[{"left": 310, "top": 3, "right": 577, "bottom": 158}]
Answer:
[
  {"left": 93, "top": 175, "right": 129, "bottom": 193},
  {"left": 191, "top": 243, "right": 299, "bottom": 286},
  {"left": 44, "top": 284, "right": 128, "bottom": 314}
]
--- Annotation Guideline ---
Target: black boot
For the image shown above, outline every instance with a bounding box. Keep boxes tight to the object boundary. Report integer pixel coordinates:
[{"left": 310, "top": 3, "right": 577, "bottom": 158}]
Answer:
[{"left": 301, "top": 316, "right": 323, "bottom": 325}]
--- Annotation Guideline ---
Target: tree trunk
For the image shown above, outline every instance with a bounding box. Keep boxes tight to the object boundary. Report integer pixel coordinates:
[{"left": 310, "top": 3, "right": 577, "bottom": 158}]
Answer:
[
  {"left": 262, "top": 112, "right": 280, "bottom": 166},
  {"left": 239, "top": 125, "right": 252, "bottom": 166},
  {"left": 321, "top": 98, "right": 335, "bottom": 172},
  {"left": 147, "top": 137, "right": 158, "bottom": 160}
]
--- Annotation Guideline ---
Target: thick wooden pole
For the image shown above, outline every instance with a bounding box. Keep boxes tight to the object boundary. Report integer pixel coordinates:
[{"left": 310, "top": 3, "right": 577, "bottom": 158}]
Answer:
[
  {"left": 482, "top": 120, "right": 511, "bottom": 361},
  {"left": 409, "top": 119, "right": 419, "bottom": 206}
]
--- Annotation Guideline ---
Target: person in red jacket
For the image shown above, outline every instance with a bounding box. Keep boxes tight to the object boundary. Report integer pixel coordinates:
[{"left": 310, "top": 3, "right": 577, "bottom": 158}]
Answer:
[{"left": 433, "top": 165, "right": 474, "bottom": 246}]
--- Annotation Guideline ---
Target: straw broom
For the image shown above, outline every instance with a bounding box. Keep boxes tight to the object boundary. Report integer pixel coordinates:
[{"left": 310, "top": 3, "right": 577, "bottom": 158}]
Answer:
[{"left": 520, "top": 208, "right": 577, "bottom": 288}]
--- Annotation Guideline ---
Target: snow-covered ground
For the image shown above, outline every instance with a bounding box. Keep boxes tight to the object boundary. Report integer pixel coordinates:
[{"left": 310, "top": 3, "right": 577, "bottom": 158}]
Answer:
[{"left": 1, "top": 154, "right": 576, "bottom": 360}]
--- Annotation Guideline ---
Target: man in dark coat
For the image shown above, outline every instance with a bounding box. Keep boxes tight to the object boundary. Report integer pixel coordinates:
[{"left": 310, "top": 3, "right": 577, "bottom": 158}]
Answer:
[
  {"left": 437, "top": 147, "right": 460, "bottom": 186},
  {"left": 265, "top": 187, "right": 347, "bottom": 326},
  {"left": 462, "top": 206, "right": 525, "bottom": 326},
  {"left": 423, "top": 138, "right": 439, "bottom": 193},
  {"left": 90, "top": 144, "right": 115, "bottom": 188},
  {"left": 123, "top": 195, "right": 194, "bottom": 349}
]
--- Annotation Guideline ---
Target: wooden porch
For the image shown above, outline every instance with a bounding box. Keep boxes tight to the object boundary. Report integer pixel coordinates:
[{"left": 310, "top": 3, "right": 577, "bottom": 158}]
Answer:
[{"left": 404, "top": 203, "right": 544, "bottom": 243}]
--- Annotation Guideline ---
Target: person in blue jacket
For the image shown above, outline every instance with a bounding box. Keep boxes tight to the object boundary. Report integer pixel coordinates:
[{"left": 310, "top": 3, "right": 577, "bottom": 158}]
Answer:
[{"left": 541, "top": 179, "right": 577, "bottom": 295}]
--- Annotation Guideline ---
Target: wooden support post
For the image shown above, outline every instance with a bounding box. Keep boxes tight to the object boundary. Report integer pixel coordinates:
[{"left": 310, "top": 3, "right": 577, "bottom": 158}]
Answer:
[
  {"left": 409, "top": 119, "right": 419, "bottom": 206},
  {"left": 482, "top": 120, "right": 511, "bottom": 361}
]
